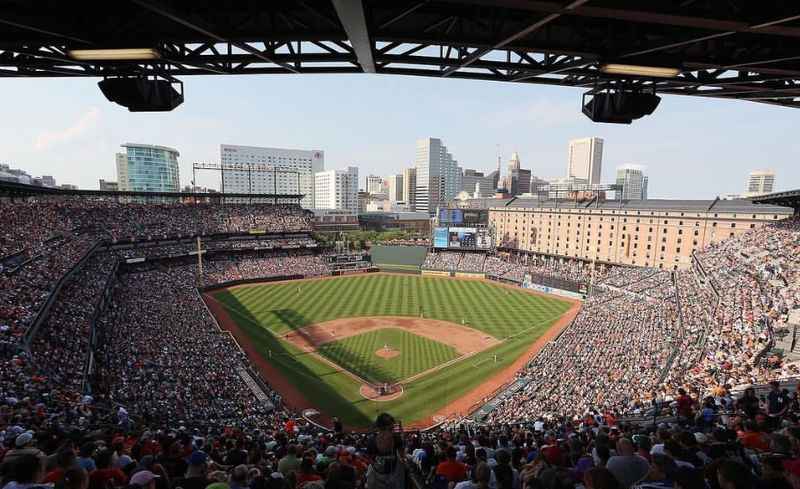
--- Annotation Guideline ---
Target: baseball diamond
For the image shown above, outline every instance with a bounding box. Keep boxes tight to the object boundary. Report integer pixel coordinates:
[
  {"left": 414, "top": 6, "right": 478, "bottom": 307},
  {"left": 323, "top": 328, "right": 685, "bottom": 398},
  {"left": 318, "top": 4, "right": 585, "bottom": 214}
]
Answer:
[{"left": 203, "top": 273, "right": 575, "bottom": 427}]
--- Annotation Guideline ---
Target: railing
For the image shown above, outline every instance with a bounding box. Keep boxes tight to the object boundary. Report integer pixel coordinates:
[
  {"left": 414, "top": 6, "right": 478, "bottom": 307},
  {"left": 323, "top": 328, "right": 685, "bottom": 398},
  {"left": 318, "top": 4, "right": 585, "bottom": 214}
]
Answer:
[
  {"left": 196, "top": 286, "right": 278, "bottom": 411},
  {"left": 81, "top": 259, "right": 120, "bottom": 394},
  {"left": 23, "top": 240, "right": 102, "bottom": 346},
  {"left": 753, "top": 315, "right": 775, "bottom": 366},
  {"left": 658, "top": 272, "right": 682, "bottom": 385}
]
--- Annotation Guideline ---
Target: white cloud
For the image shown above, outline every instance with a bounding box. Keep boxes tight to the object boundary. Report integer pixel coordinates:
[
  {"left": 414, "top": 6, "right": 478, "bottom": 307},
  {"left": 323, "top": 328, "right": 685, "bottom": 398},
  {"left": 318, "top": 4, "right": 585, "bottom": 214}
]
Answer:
[{"left": 34, "top": 107, "right": 100, "bottom": 150}]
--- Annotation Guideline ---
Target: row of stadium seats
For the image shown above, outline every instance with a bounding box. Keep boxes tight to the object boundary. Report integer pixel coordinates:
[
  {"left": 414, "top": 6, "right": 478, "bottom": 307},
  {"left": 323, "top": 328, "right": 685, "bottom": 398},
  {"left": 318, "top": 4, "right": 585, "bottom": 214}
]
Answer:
[
  {"left": 485, "top": 217, "right": 800, "bottom": 425},
  {"left": 423, "top": 250, "right": 609, "bottom": 285},
  {"left": 1, "top": 201, "right": 799, "bottom": 489}
]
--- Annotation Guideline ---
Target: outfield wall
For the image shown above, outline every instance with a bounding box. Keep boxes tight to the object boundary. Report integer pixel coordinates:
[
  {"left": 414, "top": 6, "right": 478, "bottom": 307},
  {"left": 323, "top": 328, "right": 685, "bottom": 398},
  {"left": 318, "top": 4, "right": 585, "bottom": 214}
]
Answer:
[
  {"left": 370, "top": 245, "right": 427, "bottom": 271},
  {"left": 522, "top": 282, "right": 586, "bottom": 300}
]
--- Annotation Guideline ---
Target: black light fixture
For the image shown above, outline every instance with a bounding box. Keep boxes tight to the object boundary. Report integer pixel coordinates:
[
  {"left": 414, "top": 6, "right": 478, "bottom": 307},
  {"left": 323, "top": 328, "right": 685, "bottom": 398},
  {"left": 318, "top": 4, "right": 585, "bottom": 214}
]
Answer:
[
  {"left": 582, "top": 85, "right": 661, "bottom": 124},
  {"left": 98, "top": 76, "right": 184, "bottom": 112}
]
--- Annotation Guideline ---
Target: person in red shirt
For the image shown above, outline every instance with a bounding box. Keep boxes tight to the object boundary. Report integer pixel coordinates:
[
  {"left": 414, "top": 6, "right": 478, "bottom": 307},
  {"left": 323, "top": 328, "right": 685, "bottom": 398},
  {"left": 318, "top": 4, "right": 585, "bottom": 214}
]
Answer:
[
  {"left": 676, "top": 388, "right": 694, "bottom": 425},
  {"left": 737, "top": 420, "right": 771, "bottom": 452},
  {"left": 436, "top": 446, "right": 467, "bottom": 483},
  {"left": 43, "top": 449, "right": 77, "bottom": 484},
  {"left": 88, "top": 449, "right": 128, "bottom": 489},
  {"left": 285, "top": 418, "right": 296, "bottom": 436},
  {"left": 295, "top": 458, "right": 322, "bottom": 489}
]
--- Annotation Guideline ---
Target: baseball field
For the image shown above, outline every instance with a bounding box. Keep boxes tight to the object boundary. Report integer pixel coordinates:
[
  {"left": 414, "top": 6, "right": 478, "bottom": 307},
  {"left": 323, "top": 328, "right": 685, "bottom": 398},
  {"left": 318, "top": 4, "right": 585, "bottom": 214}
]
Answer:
[{"left": 203, "top": 273, "right": 577, "bottom": 428}]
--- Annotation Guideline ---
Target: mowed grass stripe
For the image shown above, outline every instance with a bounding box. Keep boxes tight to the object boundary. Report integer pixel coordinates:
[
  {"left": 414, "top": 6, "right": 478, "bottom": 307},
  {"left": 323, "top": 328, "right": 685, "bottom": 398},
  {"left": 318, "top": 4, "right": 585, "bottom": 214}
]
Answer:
[
  {"left": 214, "top": 274, "right": 573, "bottom": 426},
  {"left": 315, "top": 328, "right": 458, "bottom": 384}
]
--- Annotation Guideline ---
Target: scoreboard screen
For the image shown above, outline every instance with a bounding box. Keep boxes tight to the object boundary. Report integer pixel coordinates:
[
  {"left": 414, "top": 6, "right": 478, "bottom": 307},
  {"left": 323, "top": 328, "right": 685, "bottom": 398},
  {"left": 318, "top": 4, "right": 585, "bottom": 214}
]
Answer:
[
  {"left": 438, "top": 208, "right": 464, "bottom": 224},
  {"left": 433, "top": 227, "right": 449, "bottom": 248},
  {"left": 434, "top": 226, "right": 492, "bottom": 250}
]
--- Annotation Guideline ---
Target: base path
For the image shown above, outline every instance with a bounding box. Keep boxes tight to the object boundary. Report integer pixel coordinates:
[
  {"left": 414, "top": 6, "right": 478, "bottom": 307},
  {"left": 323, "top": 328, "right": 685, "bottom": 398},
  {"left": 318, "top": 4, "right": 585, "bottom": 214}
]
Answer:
[
  {"left": 406, "top": 297, "right": 582, "bottom": 429},
  {"left": 202, "top": 292, "right": 334, "bottom": 427},
  {"left": 281, "top": 316, "right": 500, "bottom": 356},
  {"left": 203, "top": 274, "right": 582, "bottom": 431}
]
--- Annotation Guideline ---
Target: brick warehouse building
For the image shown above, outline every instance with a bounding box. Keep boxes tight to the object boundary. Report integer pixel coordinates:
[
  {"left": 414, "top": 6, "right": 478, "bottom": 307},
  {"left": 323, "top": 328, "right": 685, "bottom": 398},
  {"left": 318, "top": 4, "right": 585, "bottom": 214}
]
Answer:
[{"left": 489, "top": 198, "right": 793, "bottom": 270}]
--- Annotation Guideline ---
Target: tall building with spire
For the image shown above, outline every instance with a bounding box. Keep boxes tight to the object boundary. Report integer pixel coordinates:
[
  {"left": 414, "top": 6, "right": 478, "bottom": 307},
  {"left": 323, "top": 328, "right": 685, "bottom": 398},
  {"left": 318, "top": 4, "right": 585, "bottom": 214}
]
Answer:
[{"left": 506, "top": 152, "right": 531, "bottom": 196}]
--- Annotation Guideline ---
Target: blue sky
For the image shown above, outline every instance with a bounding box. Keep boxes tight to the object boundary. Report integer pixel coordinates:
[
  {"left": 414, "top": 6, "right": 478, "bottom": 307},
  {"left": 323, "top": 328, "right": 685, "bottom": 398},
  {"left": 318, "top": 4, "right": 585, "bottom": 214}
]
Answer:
[{"left": 1, "top": 73, "right": 797, "bottom": 198}]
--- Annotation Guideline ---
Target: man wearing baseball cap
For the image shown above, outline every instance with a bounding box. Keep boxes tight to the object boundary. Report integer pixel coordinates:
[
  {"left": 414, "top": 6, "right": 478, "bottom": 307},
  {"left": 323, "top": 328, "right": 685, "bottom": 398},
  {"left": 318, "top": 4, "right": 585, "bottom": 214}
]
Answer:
[
  {"left": 172, "top": 451, "right": 209, "bottom": 489},
  {"left": 2, "top": 432, "right": 45, "bottom": 466},
  {"left": 129, "top": 471, "right": 160, "bottom": 489}
]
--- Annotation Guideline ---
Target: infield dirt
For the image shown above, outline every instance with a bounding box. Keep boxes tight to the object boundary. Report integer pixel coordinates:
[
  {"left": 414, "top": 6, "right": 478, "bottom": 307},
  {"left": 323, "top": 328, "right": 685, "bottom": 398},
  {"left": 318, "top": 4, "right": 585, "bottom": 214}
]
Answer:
[{"left": 202, "top": 274, "right": 581, "bottom": 430}]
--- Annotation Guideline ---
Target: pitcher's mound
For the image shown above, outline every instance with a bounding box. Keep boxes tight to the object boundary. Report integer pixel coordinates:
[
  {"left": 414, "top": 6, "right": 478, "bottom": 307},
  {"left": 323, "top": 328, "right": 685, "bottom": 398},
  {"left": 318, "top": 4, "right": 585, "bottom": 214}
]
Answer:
[{"left": 375, "top": 347, "right": 400, "bottom": 359}]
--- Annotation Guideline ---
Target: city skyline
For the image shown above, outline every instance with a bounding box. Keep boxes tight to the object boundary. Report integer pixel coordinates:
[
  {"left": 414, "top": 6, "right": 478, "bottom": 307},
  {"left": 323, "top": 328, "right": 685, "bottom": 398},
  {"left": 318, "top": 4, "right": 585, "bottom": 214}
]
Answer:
[{"left": 1, "top": 74, "right": 797, "bottom": 198}]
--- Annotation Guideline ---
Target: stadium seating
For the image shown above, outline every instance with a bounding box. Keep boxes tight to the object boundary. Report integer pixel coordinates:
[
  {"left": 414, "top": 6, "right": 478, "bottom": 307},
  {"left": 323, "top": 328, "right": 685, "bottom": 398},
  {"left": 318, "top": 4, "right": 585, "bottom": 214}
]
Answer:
[{"left": 1, "top": 195, "right": 800, "bottom": 489}]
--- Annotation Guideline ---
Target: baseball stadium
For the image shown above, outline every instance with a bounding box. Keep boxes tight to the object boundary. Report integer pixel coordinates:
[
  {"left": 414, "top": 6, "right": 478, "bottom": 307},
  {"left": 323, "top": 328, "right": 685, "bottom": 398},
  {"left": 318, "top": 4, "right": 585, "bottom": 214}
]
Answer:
[{"left": 3, "top": 3, "right": 800, "bottom": 489}]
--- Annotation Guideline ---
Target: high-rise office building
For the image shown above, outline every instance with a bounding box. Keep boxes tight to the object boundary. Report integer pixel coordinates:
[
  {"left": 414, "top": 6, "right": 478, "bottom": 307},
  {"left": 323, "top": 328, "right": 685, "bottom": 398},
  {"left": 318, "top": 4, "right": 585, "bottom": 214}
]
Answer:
[
  {"left": 508, "top": 152, "right": 521, "bottom": 171},
  {"left": 219, "top": 145, "right": 324, "bottom": 208},
  {"left": 366, "top": 175, "right": 384, "bottom": 195},
  {"left": 567, "top": 137, "right": 604, "bottom": 185},
  {"left": 314, "top": 166, "right": 359, "bottom": 214},
  {"left": 415, "top": 137, "right": 461, "bottom": 215},
  {"left": 746, "top": 169, "right": 775, "bottom": 196},
  {"left": 615, "top": 165, "right": 648, "bottom": 200},
  {"left": 502, "top": 153, "right": 531, "bottom": 196},
  {"left": 386, "top": 174, "right": 404, "bottom": 202},
  {"left": 116, "top": 143, "right": 180, "bottom": 193},
  {"left": 402, "top": 167, "right": 416, "bottom": 210},
  {"left": 115, "top": 153, "right": 129, "bottom": 191}
]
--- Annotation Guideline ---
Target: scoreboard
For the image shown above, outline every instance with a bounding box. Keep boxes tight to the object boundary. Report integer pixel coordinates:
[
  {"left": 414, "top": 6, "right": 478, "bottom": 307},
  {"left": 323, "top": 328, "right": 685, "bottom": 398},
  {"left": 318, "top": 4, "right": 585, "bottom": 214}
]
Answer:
[{"left": 433, "top": 226, "right": 492, "bottom": 250}]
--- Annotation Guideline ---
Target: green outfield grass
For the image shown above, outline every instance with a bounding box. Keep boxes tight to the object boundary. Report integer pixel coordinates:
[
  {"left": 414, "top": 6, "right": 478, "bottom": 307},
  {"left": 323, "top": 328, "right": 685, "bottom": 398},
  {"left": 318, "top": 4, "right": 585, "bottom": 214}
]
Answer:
[
  {"left": 210, "top": 273, "right": 572, "bottom": 427},
  {"left": 316, "top": 328, "right": 459, "bottom": 384}
]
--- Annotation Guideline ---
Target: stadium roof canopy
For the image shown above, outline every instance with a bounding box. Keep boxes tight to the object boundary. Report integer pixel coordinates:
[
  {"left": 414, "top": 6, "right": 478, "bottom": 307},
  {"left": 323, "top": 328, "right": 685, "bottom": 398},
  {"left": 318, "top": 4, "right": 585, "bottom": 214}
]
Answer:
[
  {"left": 3, "top": 1, "right": 800, "bottom": 109},
  {"left": 750, "top": 189, "right": 800, "bottom": 213},
  {"left": 455, "top": 195, "right": 793, "bottom": 214},
  {"left": 0, "top": 180, "right": 304, "bottom": 201}
]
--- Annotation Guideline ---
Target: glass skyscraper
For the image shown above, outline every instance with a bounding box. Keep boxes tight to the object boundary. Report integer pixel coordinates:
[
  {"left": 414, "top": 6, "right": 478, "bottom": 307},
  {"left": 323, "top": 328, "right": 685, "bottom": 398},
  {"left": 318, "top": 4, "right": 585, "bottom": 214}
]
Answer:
[{"left": 116, "top": 143, "right": 180, "bottom": 193}]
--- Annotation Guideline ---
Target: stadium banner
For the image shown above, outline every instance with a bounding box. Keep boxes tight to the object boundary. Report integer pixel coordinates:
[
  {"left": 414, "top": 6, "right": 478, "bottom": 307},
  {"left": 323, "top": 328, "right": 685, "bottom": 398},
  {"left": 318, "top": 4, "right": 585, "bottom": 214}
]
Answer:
[
  {"left": 455, "top": 272, "right": 485, "bottom": 279},
  {"left": 523, "top": 282, "right": 585, "bottom": 300},
  {"left": 433, "top": 227, "right": 449, "bottom": 248},
  {"left": 422, "top": 270, "right": 452, "bottom": 277}
]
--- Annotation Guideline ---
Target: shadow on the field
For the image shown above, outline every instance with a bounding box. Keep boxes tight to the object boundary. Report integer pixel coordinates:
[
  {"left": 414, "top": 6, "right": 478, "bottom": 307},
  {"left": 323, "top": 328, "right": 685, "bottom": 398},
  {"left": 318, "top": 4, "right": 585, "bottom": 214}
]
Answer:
[
  {"left": 211, "top": 291, "right": 373, "bottom": 427},
  {"left": 273, "top": 309, "right": 306, "bottom": 331}
]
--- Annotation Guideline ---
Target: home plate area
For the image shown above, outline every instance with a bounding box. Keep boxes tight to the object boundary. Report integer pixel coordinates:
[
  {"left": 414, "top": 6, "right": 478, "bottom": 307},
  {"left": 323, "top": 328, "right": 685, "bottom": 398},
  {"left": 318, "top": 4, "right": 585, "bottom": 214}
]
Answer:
[{"left": 280, "top": 316, "right": 500, "bottom": 401}]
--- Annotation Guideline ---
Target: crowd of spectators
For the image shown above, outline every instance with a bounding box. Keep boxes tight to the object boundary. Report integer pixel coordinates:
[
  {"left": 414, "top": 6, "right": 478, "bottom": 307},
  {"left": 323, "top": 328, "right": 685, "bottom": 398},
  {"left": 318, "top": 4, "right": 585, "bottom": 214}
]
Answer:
[
  {"left": 425, "top": 252, "right": 607, "bottom": 286},
  {"left": 203, "top": 253, "right": 330, "bottom": 284},
  {"left": 4, "top": 390, "right": 800, "bottom": 489},
  {"left": 92, "top": 266, "right": 282, "bottom": 429},
  {"left": 29, "top": 252, "right": 117, "bottom": 393},
  {"left": 112, "top": 237, "right": 318, "bottom": 261},
  {"left": 1, "top": 199, "right": 313, "bottom": 345},
  {"left": 2, "top": 200, "right": 800, "bottom": 489},
  {"left": 487, "top": 217, "right": 800, "bottom": 426}
]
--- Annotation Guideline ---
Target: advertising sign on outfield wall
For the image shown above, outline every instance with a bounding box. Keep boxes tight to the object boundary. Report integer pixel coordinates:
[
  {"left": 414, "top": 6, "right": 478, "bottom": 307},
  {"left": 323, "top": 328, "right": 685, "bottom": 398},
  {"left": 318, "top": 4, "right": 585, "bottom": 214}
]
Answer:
[
  {"left": 523, "top": 281, "right": 585, "bottom": 300},
  {"left": 422, "top": 270, "right": 452, "bottom": 277}
]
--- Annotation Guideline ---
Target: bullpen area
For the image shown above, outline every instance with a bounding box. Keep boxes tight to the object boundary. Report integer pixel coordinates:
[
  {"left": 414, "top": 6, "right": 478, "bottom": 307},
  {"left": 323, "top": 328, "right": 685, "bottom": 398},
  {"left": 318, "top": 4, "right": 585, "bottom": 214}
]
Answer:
[{"left": 203, "top": 273, "right": 578, "bottom": 428}]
